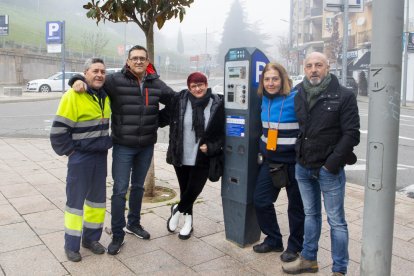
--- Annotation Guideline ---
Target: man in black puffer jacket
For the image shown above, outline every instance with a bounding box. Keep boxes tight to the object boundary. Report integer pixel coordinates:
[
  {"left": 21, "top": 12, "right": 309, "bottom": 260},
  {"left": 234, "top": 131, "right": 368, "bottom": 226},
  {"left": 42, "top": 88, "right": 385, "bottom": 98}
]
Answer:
[
  {"left": 283, "top": 52, "right": 360, "bottom": 276},
  {"left": 69, "top": 45, "right": 174, "bottom": 255}
]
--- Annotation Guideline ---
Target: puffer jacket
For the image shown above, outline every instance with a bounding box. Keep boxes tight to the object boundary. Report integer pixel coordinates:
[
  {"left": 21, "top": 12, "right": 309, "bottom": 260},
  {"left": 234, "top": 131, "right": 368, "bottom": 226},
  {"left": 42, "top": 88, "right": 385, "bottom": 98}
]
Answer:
[
  {"left": 69, "top": 64, "right": 175, "bottom": 147},
  {"left": 294, "top": 74, "right": 360, "bottom": 174},
  {"left": 161, "top": 89, "right": 225, "bottom": 168}
]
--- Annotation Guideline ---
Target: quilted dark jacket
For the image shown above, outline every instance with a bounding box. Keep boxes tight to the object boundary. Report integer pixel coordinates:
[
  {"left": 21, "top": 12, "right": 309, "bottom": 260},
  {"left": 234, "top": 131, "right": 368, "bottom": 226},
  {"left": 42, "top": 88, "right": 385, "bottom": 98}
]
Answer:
[{"left": 294, "top": 74, "right": 360, "bottom": 174}]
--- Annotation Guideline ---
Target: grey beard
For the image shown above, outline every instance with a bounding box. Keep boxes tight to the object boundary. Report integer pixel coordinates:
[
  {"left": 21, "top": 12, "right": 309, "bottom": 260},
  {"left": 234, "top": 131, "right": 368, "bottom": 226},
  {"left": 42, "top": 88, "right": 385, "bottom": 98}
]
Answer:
[{"left": 309, "top": 78, "right": 322, "bottom": 86}]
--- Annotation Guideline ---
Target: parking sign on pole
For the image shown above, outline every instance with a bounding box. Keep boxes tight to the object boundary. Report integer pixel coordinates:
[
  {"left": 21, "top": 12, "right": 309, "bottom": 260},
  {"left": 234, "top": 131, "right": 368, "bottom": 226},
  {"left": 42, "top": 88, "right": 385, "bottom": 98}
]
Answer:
[{"left": 0, "top": 15, "right": 9, "bottom": 36}]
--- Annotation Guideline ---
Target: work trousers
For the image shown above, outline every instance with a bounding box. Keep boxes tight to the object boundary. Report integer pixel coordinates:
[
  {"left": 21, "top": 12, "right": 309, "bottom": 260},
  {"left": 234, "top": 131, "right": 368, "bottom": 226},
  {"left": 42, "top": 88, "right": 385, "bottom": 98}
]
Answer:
[{"left": 64, "top": 151, "right": 107, "bottom": 252}]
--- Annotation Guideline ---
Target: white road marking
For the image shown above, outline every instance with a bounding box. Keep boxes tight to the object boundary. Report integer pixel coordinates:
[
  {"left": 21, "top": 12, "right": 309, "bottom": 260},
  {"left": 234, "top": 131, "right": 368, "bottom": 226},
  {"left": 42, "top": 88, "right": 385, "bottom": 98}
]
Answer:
[{"left": 360, "top": 130, "right": 414, "bottom": 141}]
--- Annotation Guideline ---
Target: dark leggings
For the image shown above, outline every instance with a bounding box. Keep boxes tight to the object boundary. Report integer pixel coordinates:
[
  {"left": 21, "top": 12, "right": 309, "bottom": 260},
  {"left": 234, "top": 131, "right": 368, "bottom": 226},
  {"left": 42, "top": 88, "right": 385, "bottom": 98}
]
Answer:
[{"left": 173, "top": 165, "right": 209, "bottom": 215}]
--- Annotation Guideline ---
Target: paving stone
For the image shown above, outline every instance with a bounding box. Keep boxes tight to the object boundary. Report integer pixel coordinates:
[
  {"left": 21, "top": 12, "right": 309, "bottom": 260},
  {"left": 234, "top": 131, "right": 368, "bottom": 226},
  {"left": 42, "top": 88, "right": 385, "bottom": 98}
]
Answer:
[
  {"left": 123, "top": 249, "right": 195, "bottom": 275},
  {"left": 201, "top": 232, "right": 262, "bottom": 264},
  {"left": 0, "top": 222, "right": 41, "bottom": 253},
  {"left": 35, "top": 183, "right": 66, "bottom": 199},
  {"left": 392, "top": 236, "right": 414, "bottom": 262},
  {"left": 193, "top": 255, "right": 258, "bottom": 275},
  {"left": 22, "top": 172, "right": 62, "bottom": 187},
  {"left": 39, "top": 231, "right": 69, "bottom": 262},
  {"left": 112, "top": 229, "right": 161, "bottom": 261},
  {"left": 193, "top": 200, "right": 224, "bottom": 223},
  {"left": 393, "top": 222, "right": 414, "bottom": 241},
  {"left": 36, "top": 159, "right": 67, "bottom": 170},
  {"left": 391, "top": 255, "right": 414, "bottom": 275},
  {"left": 140, "top": 212, "right": 172, "bottom": 239},
  {"left": 154, "top": 234, "right": 224, "bottom": 267},
  {"left": 0, "top": 182, "right": 40, "bottom": 199},
  {"left": 245, "top": 251, "right": 285, "bottom": 275},
  {"left": 0, "top": 192, "right": 7, "bottom": 205},
  {"left": 24, "top": 209, "right": 63, "bottom": 235},
  {"left": 0, "top": 172, "right": 27, "bottom": 186},
  {"left": 63, "top": 253, "right": 135, "bottom": 276},
  {"left": 192, "top": 215, "right": 225, "bottom": 239},
  {"left": 0, "top": 245, "right": 66, "bottom": 276},
  {"left": 9, "top": 194, "right": 56, "bottom": 215},
  {"left": 47, "top": 168, "right": 68, "bottom": 181},
  {"left": 0, "top": 203, "right": 23, "bottom": 226},
  {"left": 13, "top": 164, "right": 47, "bottom": 176}
]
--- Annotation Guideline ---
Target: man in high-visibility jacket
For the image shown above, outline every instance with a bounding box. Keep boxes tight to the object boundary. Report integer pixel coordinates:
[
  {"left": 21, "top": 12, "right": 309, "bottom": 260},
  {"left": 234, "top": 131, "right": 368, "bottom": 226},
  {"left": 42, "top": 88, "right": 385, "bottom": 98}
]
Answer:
[{"left": 50, "top": 57, "right": 112, "bottom": 262}]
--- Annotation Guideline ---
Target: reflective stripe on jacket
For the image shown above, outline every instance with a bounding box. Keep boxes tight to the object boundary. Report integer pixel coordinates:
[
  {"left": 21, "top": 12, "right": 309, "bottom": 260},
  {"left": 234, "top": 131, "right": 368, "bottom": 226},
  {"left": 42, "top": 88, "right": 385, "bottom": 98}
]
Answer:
[{"left": 50, "top": 88, "right": 112, "bottom": 156}]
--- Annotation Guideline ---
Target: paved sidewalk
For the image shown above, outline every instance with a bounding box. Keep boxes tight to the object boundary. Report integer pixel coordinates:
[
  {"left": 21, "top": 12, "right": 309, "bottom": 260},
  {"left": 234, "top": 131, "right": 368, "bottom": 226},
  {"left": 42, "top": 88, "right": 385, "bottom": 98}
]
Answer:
[{"left": 0, "top": 138, "right": 414, "bottom": 275}]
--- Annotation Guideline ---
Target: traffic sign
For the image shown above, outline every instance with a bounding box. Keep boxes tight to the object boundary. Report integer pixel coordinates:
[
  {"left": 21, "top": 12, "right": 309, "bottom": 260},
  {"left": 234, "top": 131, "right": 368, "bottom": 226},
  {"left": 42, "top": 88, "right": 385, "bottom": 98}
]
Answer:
[
  {"left": 324, "top": 0, "right": 364, "bottom": 13},
  {"left": 46, "top": 21, "right": 63, "bottom": 44},
  {"left": 0, "top": 15, "right": 9, "bottom": 36}
]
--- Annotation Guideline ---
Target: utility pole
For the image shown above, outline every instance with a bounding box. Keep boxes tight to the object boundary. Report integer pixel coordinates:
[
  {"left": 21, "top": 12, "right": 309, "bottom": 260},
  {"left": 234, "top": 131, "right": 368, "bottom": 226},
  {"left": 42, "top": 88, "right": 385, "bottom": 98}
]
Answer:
[
  {"left": 341, "top": 0, "right": 349, "bottom": 85},
  {"left": 61, "top": 21, "right": 65, "bottom": 93},
  {"left": 402, "top": 0, "right": 410, "bottom": 106},
  {"left": 360, "top": 0, "right": 404, "bottom": 275}
]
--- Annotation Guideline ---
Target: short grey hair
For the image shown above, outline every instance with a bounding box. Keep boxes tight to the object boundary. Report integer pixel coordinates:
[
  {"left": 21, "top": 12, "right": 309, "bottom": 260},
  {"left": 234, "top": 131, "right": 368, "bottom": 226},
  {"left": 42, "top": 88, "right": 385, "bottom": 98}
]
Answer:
[{"left": 84, "top": 57, "right": 105, "bottom": 71}]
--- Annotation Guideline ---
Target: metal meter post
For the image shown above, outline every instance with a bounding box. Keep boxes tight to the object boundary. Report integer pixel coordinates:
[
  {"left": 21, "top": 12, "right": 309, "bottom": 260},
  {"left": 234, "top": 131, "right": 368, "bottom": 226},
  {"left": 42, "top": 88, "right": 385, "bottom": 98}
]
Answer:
[{"left": 221, "top": 47, "right": 269, "bottom": 247}]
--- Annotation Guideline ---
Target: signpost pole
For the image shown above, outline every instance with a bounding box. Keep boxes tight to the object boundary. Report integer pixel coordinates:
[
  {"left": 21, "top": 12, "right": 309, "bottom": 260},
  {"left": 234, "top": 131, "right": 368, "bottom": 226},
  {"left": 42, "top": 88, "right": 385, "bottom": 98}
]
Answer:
[
  {"left": 341, "top": 0, "right": 349, "bottom": 85},
  {"left": 402, "top": 0, "right": 409, "bottom": 106},
  {"left": 61, "top": 21, "right": 66, "bottom": 93},
  {"left": 360, "top": 0, "right": 404, "bottom": 274}
]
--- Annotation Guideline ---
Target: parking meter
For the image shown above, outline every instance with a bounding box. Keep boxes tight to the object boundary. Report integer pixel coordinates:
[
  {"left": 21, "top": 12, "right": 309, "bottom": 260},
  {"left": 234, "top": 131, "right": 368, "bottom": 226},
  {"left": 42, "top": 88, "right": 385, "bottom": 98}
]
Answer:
[{"left": 221, "top": 47, "right": 269, "bottom": 247}]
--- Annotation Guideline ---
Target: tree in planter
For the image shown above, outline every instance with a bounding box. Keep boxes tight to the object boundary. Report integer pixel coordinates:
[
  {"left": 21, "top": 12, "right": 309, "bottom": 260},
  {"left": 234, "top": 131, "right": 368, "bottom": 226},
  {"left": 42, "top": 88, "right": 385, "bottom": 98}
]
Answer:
[{"left": 82, "top": 0, "right": 194, "bottom": 197}]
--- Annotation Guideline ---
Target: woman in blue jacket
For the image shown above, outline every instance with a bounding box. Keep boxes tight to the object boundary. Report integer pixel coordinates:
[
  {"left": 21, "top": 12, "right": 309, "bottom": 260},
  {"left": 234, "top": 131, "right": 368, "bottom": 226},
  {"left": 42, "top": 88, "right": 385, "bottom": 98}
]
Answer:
[{"left": 252, "top": 63, "right": 304, "bottom": 263}]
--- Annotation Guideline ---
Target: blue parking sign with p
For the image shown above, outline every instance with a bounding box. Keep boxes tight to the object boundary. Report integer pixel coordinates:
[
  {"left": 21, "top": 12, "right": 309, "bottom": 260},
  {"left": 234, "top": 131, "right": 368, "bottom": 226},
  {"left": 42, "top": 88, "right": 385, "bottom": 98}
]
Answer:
[{"left": 46, "top": 21, "right": 63, "bottom": 44}]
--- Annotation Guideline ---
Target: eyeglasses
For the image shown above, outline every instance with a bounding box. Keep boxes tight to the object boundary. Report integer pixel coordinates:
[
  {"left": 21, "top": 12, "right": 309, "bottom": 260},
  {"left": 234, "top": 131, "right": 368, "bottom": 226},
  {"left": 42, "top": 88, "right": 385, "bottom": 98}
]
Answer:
[
  {"left": 189, "top": 83, "right": 206, "bottom": 90},
  {"left": 129, "top": 56, "right": 147, "bottom": 63}
]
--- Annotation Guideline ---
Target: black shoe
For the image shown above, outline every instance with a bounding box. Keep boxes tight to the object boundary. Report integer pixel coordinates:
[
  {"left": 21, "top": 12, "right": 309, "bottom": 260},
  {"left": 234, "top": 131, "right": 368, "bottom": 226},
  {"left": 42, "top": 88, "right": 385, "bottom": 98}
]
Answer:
[
  {"left": 253, "top": 242, "right": 284, "bottom": 253},
  {"left": 65, "top": 249, "right": 82, "bottom": 262},
  {"left": 280, "top": 250, "right": 299, "bottom": 262},
  {"left": 107, "top": 236, "right": 125, "bottom": 255},
  {"left": 126, "top": 224, "right": 150, "bottom": 240},
  {"left": 82, "top": 240, "right": 106, "bottom": 255}
]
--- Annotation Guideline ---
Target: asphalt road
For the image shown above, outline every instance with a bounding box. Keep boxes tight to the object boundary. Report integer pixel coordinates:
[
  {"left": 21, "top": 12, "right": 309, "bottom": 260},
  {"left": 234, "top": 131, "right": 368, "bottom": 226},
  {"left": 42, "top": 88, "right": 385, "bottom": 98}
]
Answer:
[{"left": 1, "top": 91, "right": 413, "bottom": 191}]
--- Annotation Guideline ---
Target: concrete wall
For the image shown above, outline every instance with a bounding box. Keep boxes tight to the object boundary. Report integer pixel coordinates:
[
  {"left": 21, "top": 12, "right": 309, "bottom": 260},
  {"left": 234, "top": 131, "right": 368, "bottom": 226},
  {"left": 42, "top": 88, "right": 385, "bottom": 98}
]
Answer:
[
  {"left": 0, "top": 49, "right": 193, "bottom": 85},
  {"left": 0, "top": 49, "right": 119, "bottom": 85}
]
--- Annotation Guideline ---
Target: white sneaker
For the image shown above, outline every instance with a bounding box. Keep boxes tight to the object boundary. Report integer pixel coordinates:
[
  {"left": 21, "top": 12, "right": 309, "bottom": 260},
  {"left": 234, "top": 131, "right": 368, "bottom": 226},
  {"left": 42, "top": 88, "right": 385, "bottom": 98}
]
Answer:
[
  {"left": 178, "top": 214, "right": 193, "bottom": 240},
  {"left": 167, "top": 204, "right": 181, "bottom": 232}
]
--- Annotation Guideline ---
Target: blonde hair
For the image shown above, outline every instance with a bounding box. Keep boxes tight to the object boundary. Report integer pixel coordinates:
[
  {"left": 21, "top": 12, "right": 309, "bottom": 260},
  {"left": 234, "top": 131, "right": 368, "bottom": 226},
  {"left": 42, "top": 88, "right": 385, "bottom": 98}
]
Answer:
[{"left": 257, "top": 62, "right": 291, "bottom": 97}]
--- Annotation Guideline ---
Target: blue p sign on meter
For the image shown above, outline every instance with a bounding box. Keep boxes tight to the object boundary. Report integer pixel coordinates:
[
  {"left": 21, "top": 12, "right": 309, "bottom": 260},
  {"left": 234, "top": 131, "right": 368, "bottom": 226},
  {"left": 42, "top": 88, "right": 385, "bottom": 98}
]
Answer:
[{"left": 46, "top": 21, "right": 63, "bottom": 44}]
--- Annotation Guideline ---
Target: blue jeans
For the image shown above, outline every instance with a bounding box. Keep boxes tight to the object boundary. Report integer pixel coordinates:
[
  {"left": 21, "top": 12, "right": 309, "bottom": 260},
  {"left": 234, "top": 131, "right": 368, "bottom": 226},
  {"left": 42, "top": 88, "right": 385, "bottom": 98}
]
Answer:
[
  {"left": 295, "top": 163, "right": 348, "bottom": 274},
  {"left": 111, "top": 143, "right": 154, "bottom": 238}
]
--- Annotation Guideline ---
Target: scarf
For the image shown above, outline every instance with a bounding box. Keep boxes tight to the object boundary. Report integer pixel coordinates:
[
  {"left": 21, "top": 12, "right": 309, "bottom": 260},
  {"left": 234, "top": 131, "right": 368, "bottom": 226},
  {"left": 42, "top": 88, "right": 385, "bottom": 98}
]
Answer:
[
  {"left": 263, "top": 89, "right": 278, "bottom": 99},
  {"left": 302, "top": 73, "right": 332, "bottom": 109},
  {"left": 187, "top": 88, "right": 212, "bottom": 142}
]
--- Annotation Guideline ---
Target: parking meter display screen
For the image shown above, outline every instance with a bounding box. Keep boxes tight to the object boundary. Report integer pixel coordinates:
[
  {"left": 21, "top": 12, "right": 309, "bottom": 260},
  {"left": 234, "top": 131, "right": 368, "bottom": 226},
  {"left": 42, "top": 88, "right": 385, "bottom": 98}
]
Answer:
[{"left": 228, "top": 66, "right": 246, "bottom": 79}]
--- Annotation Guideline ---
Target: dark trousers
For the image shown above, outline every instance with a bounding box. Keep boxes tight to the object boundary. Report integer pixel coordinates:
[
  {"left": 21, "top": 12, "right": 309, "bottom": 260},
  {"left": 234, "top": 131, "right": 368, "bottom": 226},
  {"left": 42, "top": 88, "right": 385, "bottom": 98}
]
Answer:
[
  {"left": 253, "top": 162, "right": 305, "bottom": 253},
  {"left": 111, "top": 144, "right": 154, "bottom": 238},
  {"left": 173, "top": 165, "right": 209, "bottom": 215}
]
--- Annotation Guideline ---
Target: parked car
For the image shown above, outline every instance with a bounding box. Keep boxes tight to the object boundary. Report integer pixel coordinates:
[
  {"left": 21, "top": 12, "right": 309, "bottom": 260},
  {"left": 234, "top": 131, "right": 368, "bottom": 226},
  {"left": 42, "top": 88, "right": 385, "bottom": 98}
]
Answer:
[
  {"left": 26, "top": 72, "right": 82, "bottom": 93},
  {"left": 106, "top": 68, "right": 122, "bottom": 74},
  {"left": 338, "top": 76, "right": 358, "bottom": 97},
  {"left": 291, "top": 75, "right": 304, "bottom": 87}
]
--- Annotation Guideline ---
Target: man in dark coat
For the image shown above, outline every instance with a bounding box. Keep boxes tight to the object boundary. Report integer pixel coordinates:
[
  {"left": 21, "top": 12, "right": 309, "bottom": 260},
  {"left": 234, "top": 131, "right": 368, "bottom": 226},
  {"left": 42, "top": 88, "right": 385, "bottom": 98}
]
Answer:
[{"left": 283, "top": 52, "right": 360, "bottom": 276}]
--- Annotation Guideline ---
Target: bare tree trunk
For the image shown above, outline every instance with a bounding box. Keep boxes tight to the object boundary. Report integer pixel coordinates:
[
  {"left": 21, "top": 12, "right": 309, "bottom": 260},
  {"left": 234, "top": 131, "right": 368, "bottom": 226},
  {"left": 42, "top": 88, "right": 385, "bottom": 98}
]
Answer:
[{"left": 144, "top": 156, "right": 155, "bottom": 197}]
